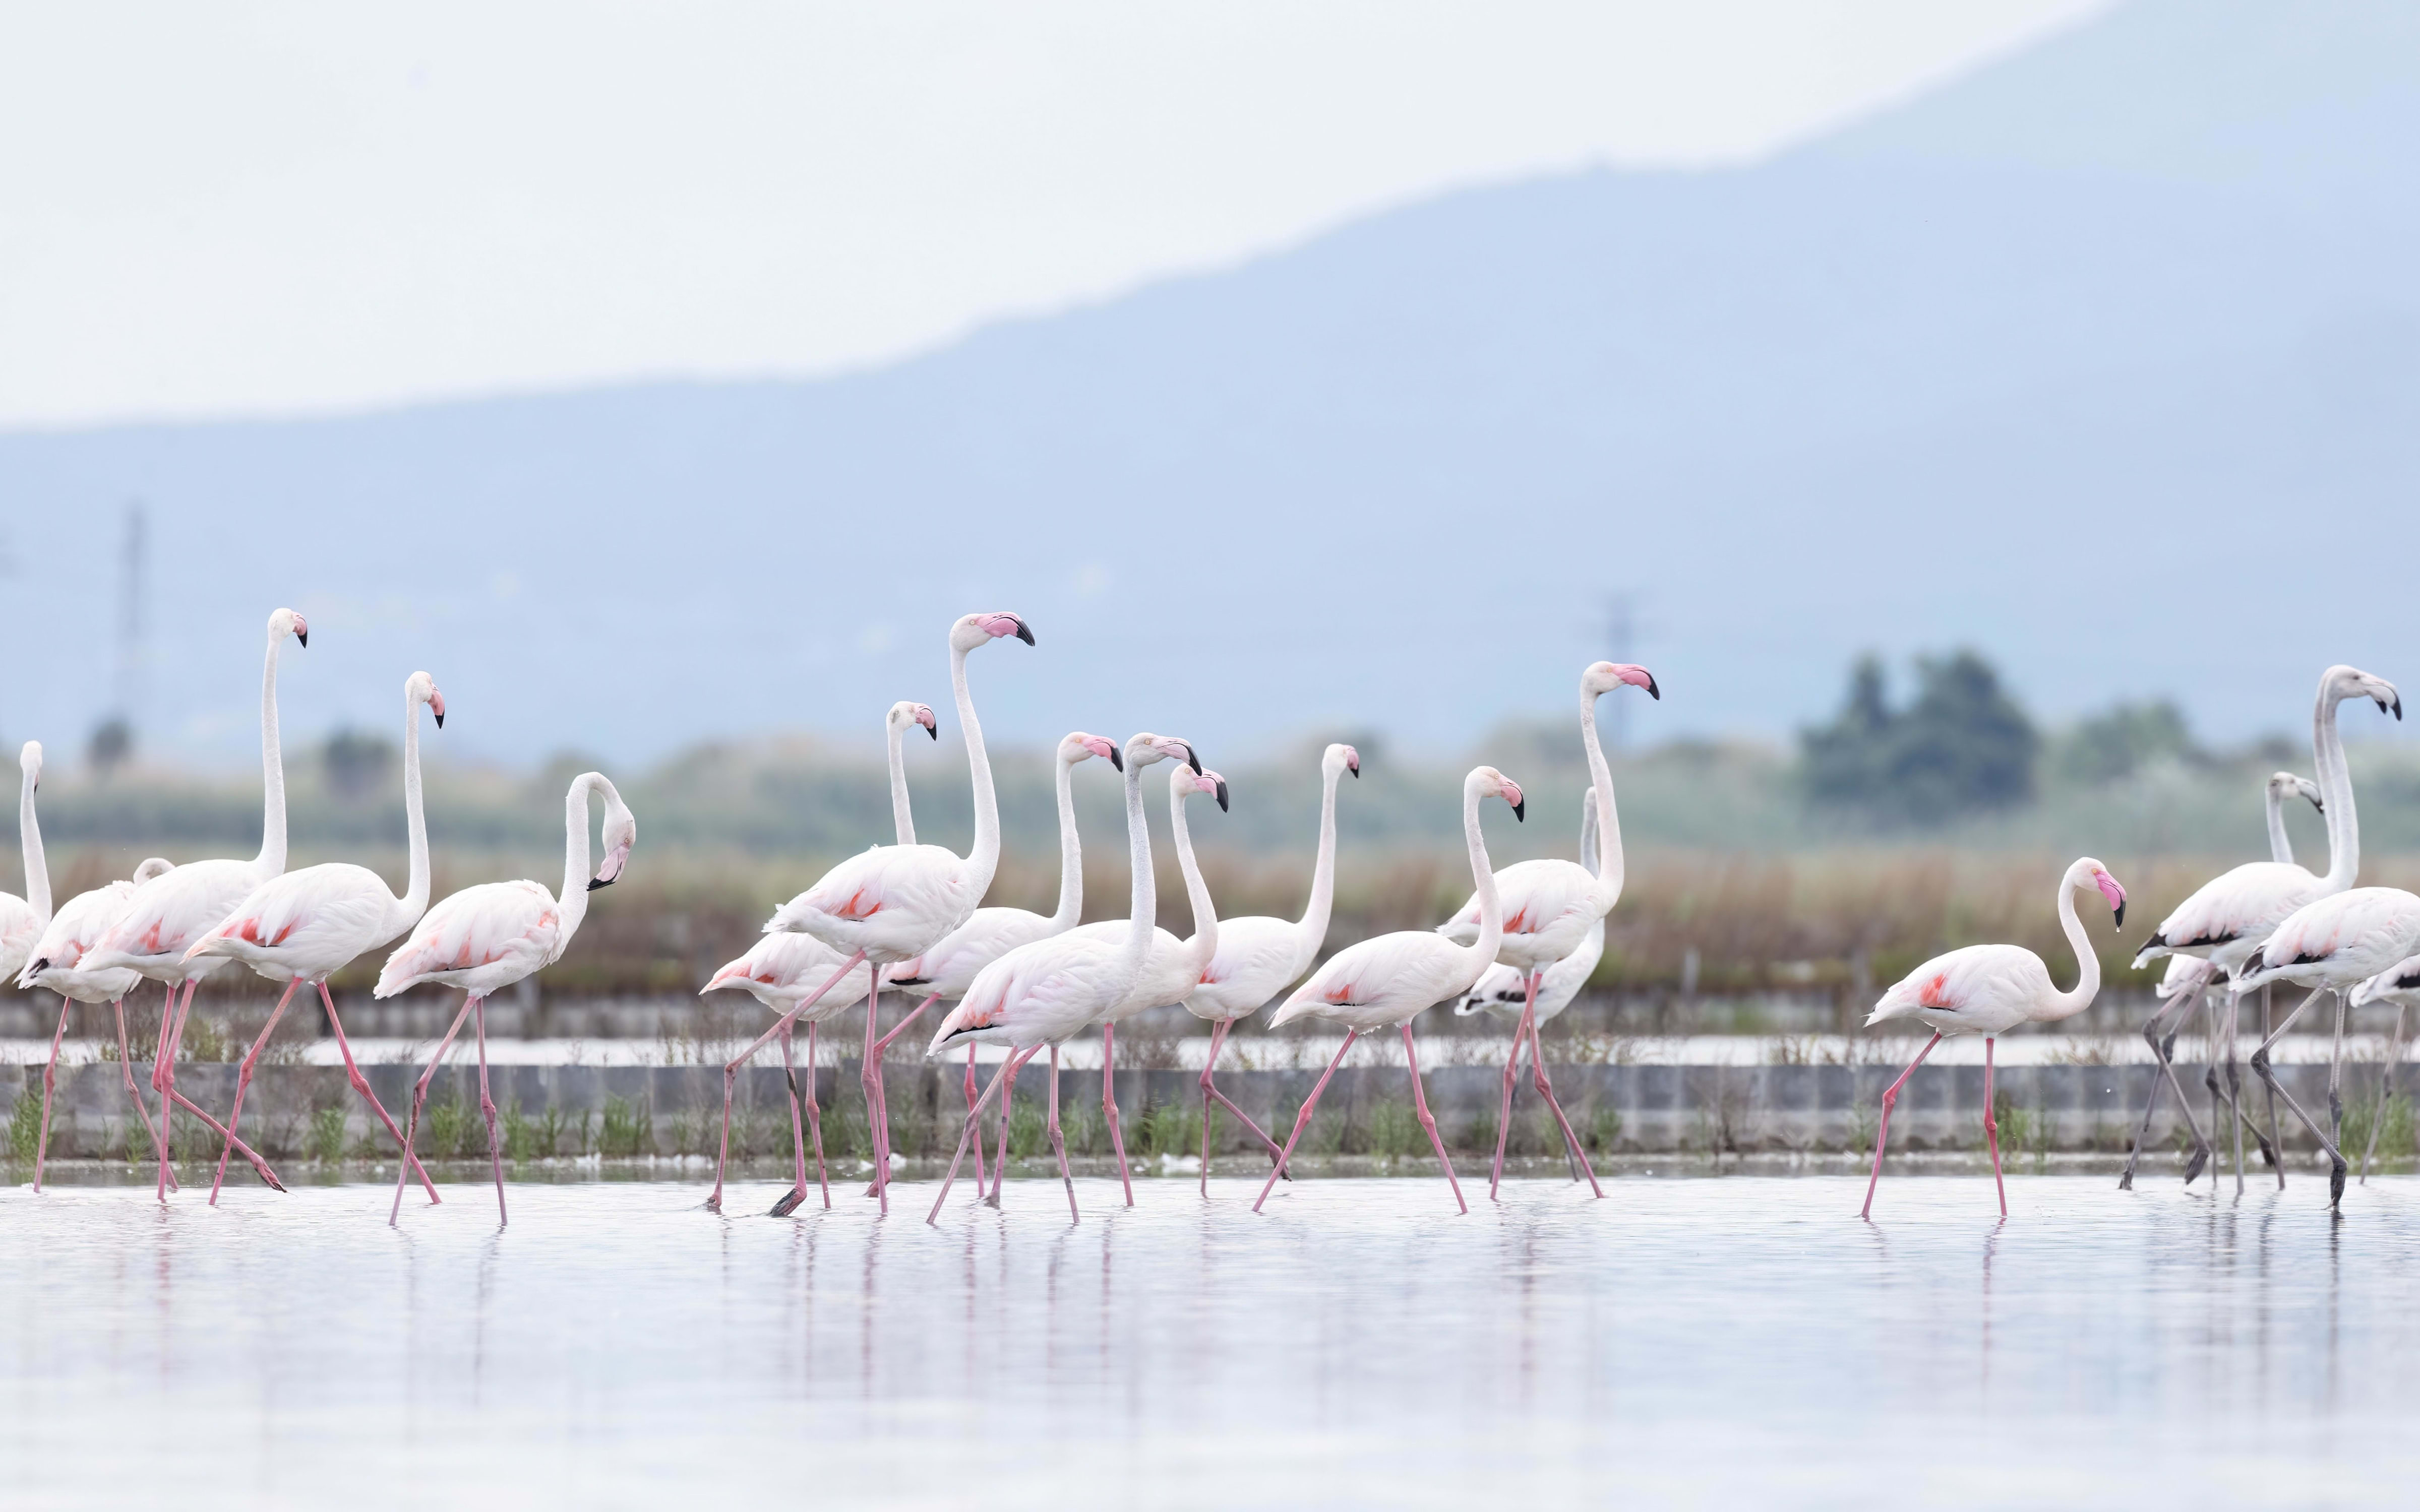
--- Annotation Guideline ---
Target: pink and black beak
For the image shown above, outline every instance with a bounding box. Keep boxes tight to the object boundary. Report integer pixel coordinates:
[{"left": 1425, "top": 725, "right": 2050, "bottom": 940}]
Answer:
[
  {"left": 1207, "top": 773, "right": 1230, "bottom": 812},
  {"left": 431, "top": 691, "right": 446, "bottom": 729},
  {"left": 589, "top": 842, "right": 631, "bottom": 892},
  {"left": 981, "top": 612, "right": 1036, "bottom": 646},
  {"left": 1183, "top": 744, "right": 1202, "bottom": 775},
  {"left": 918, "top": 705, "right": 938, "bottom": 741},
  {"left": 1346, "top": 748, "right": 1361, "bottom": 779},
  {"left": 294, "top": 615, "right": 309, "bottom": 650},
  {"left": 1107, "top": 743, "right": 1123, "bottom": 771}
]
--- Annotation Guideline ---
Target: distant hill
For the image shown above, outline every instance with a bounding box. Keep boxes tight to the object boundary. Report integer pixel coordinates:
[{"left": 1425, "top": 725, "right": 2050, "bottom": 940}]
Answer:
[{"left": 4, "top": 0, "right": 2416, "bottom": 775}]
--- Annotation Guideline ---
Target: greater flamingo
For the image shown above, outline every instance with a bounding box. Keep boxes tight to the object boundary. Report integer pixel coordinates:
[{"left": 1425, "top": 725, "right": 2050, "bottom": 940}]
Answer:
[
  {"left": 877, "top": 731, "right": 1121, "bottom": 1204},
  {"left": 1439, "top": 661, "right": 1657, "bottom": 1200},
  {"left": 2348, "top": 955, "right": 2418, "bottom": 1182},
  {"left": 0, "top": 742, "right": 49, "bottom": 986},
  {"left": 184, "top": 671, "right": 447, "bottom": 1206},
  {"left": 708, "top": 610, "right": 1032, "bottom": 1216},
  {"left": 374, "top": 771, "right": 637, "bottom": 1227},
  {"left": 1861, "top": 858, "right": 2128, "bottom": 1220},
  {"left": 699, "top": 933, "right": 877, "bottom": 1214},
  {"left": 2131, "top": 665, "right": 2397, "bottom": 1195},
  {"left": 1255, "top": 766, "right": 1528, "bottom": 1216},
  {"left": 1182, "top": 742, "right": 1357, "bottom": 1194},
  {"left": 2119, "top": 768, "right": 2322, "bottom": 1190},
  {"left": 2234, "top": 886, "right": 2420, "bottom": 1208},
  {"left": 922, "top": 733, "right": 1202, "bottom": 1224},
  {"left": 884, "top": 700, "right": 938, "bottom": 845},
  {"left": 83, "top": 606, "right": 306, "bottom": 1200}
]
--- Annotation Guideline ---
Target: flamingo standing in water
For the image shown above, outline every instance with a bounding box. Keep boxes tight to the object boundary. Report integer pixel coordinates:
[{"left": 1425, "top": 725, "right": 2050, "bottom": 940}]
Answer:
[
  {"left": 1255, "top": 766, "right": 1528, "bottom": 1216},
  {"left": 184, "top": 671, "right": 447, "bottom": 1205},
  {"left": 1439, "top": 662, "right": 1657, "bottom": 1200},
  {"left": 2234, "top": 885, "right": 2420, "bottom": 1208},
  {"left": 2349, "top": 955, "right": 2419, "bottom": 1181},
  {"left": 374, "top": 772, "right": 637, "bottom": 1226},
  {"left": 878, "top": 731, "right": 1121, "bottom": 1201},
  {"left": 709, "top": 611, "right": 1033, "bottom": 1216},
  {"left": 1861, "top": 858, "right": 2129, "bottom": 1220},
  {"left": 2130, "top": 665, "right": 2398, "bottom": 1195},
  {"left": 0, "top": 743, "right": 51, "bottom": 986},
  {"left": 923, "top": 734, "right": 1203, "bottom": 1224},
  {"left": 1182, "top": 742, "right": 1356, "bottom": 1193},
  {"left": 83, "top": 607, "right": 306, "bottom": 1201}
]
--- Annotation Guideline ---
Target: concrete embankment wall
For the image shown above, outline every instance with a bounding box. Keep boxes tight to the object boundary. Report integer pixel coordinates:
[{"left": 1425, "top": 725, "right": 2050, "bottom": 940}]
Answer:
[{"left": 5, "top": 1058, "right": 2397, "bottom": 1166}]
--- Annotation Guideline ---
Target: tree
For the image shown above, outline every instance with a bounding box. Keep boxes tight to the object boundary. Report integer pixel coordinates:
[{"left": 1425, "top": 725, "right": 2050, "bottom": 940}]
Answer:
[
  {"left": 1799, "top": 649, "right": 2038, "bottom": 825},
  {"left": 2054, "top": 700, "right": 2197, "bottom": 785}
]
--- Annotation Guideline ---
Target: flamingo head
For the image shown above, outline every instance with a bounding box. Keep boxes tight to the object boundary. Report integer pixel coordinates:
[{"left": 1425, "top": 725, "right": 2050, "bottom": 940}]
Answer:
[
  {"left": 269, "top": 606, "right": 308, "bottom": 650},
  {"left": 888, "top": 701, "right": 939, "bottom": 742},
  {"left": 19, "top": 740, "right": 38, "bottom": 790},
  {"left": 1584, "top": 661, "right": 1660, "bottom": 701},
  {"left": 590, "top": 787, "right": 638, "bottom": 891},
  {"left": 2324, "top": 664, "right": 2402, "bottom": 721},
  {"left": 1172, "top": 763, "right": 1229, "bottom": 813},
  {"left": 1126, "top": 733, "right": 1202, "bottom": 775},
  {"left": 408, "top": 671, "right": 446, "bottom": 728},
  {"left": 133, "top": 857, "right": 174, "bottom": 884},
  {"left": 2075, "top": 858, "right": 2127, "bottom": 930},
  {"left": 1061, "top": 732, "right": 1122, "bottom": 771},
  {"left": 1471, "top": 766, "right": 1524, "bottom": 822},
  {"left": 1325, "top": 742, "right": 1361, "bottom": 780},
  {"left": 2267, "top": 770, "right": 2324, "bottom": 815},
  {"left": 952, "top": 611, "right": 1035, "bottom": 653}
]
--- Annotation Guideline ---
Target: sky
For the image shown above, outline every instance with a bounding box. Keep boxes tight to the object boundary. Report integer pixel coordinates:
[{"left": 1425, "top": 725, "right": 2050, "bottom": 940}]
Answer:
[{"left": 0, "top": 1, "right": 2106, "bottom": 429}]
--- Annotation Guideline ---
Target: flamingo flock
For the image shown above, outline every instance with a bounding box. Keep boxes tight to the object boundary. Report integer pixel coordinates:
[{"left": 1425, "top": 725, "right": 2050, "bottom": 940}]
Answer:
[{"left": 6, "top": 607, "right": 2413, "bottom": 1226}]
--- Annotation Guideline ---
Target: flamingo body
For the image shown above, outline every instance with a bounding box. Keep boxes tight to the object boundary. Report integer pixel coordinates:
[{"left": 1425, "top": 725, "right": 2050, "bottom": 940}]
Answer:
[
  {"left": 1278, "top": 930, "right": 1493, "bottom": 1034},
  {"left": 703, "top": 931, "right": 875, "bottom": 1022},
  {"left": 17, "top": 871, "right": 168, "bottom": 1003},
  {"left": 2239, "top": 888, "right": 2420, "bottom": 993}
]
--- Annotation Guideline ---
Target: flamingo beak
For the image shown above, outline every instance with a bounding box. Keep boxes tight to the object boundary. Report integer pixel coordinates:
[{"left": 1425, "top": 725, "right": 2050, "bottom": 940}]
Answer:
[
  {"left": 1107, "top": 743, "right": 1123, "bottom": 772},
  {"left": 1214, "top": 777, "right": 1230, "bottom": 812}
]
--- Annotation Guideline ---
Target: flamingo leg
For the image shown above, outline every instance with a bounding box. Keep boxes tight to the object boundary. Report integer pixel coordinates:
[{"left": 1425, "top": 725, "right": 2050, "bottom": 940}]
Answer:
[
  {"left": 858, "top": 992, "right": 944, "bottom": 1203},
  {"left": 1402, "top": 1024, "right": 1467, "bottom": 1215},
  {"left": 474, "top": 996, "right": 506, "bottom": 1226},
  {"left": 112, "top": 998, "right": 172, "bottom": 1181},
  {"left": 1253, "top": 1031, "right": 1358, "bottom": 1214},
  {"left": 1198, "top": 1018, "right": 1289, "bottom": 1185},
  {"left": 966, "top": 1044, "right": 988, "bottom": 1195},
  {"left": 1047, "top": 1044, "right": 1078, "bottom": 1224},
  {"left": 1983, "top": 1036, "right": 2007, "bottom": 1219},
  {"left": 928, "top": 1047, "right": 1037, "bottom": 1223},
  {"left": 709, "top": 950, "right": 863, "bottom": 1213},
  {"left": 1100, "top": 1023, "right": 1134, "bottom": 1206},
  {"left": 32, "top": 994, "right": 69, "bottom": 1192},
  {"left": 1525, "top": 1012, "right": 1603, "bottom": 1198},
  {"left": 771, "top": 1020, "right": 814, "bottom": 1217},
  {"left": 2327, "top": 988, "right": 2348, "bottom": 1154},
  {"left": 2120, "top": 983, "right": 2208, "bottom": 1190},
  {"left": 391, "top": 995, "right": 475, "bottom": 1226},
  {"left": 149, "top": 981, "right": 183, "bottom": 1198},
  {"left": 2249, "top": 988, "right": 2350, "bottom": 1207},
  {"left": 210, "top": 977, "right": 304, "bottom": 1205},
  {"left": 861, "top": 972, "right": 890, "bottom": 1216},
  {"left": 320, "top": 982, "right": 438, "bottom": 1204},
  {"left": 155, "top": 980, "right": 198, "bottom": 1199},
  {"left": 2261, "top": 984, "right": 2285, "bottom": 1186},
  {"left": 1490, "top": 974, "right": 1539, "bottom": 1199},
  {"left": 1859, "top": 1031, "right": 1943, "bottom": 1219},
  {"left": 2360, "top": 1001, "right": 2406, "bottom": 1183},
  {"left": 987, "top": 1053, "right": 1023, "bottom": 1207},
  {"left": 869, "top": 992, "right": 940, "bottom": 1057},
  {"left": 166, "top": 1090, "right": 282, "bottom": 1190},
  {"left": 2201, "top": 986, "right": 2257, "bottom": 1193},
  {"left": 805, "top": 1023, "right": 829, "bottom": 1206}
]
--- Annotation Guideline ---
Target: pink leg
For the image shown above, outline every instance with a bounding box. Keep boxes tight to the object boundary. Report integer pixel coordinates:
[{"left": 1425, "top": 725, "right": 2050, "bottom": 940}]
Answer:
[
  {"left": 709, "top": 951, "right": 863, "bottom": 1212},
  {"left": 1254, "top": 1031, "right": 1358, "bottom": 1214},
  {"left": 391, "top": 995, "right": 475, "bottom": 1226},
  {"left": 987, "top": 1053, "right": 1023, "bottom": 1206},
  {"left": 928, "top": 1047, "right": 1037, "bottom": 1223},
  {"left": 1860, "top": 1032, "right": 1944, "bottom": 1219},
  {"left": 770, "top": 1021, "right": 814, "bottom": 1217},
  {"left": 32, "top": 995, "right": 69, "bottom": 1192},
  {"left": 319, "top": 983, "right": 437, "bottom": 1204},
  {"left": 1490, "top": 974, "right": 1539, "bottom": 1200},
  {"left": 1402, "top": 1024, "right": 1467, "bottom": 1215},
  {"left": 1984, "top": 1036, "right": 2007, "bottom": 1220},
  {"left": 155, "top": 980, "right": 197, "bottom": 1199},
  {"left": 859, "top": 992, "right": 944, "bottom": 1202},
  {"left": 166, "top": 1090, "right": 283, "bottom": 1190},
  {"left": 150, "top": 984, "right": 181, "bottom": 1195},
  {"left": 966, "top": 1045, "right": 988, "bottom": 1193},
  {"left": 112, "top": 999, "right": 172, "bottom": 1182},
  {"left": 1047, "top": 1044, "right": 1078, "bottom": 1223},
  {"left": 474, "top": 997, "right": 507, "bottom": 1226},
  {"left": 860, "top": 977, "right": 889, "bottom": 1217},
  {"left": 1102, "top": 1023, "right": 1134, "bottom": 1206},
  {"left": 1527, "top": 1014, "right": 1604, "bottom": 1199},
  {"left": 869, "top": 992, "right": 939, "bottom": 1058},
  {"left": 211, "top": 978, "right": 305, "bottom": 1205},
  {"left": 805, "top": 1023, "right": 829, "bottom": 1207},
  {"left": 1198, "top": 1018, "right": 1291, "bottom": 1182}
]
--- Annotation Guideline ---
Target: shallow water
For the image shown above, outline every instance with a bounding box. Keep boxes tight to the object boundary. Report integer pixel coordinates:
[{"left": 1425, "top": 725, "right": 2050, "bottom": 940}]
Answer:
[{"left": 4, "top": 1172, "right": 2417, "bottom": 1508}]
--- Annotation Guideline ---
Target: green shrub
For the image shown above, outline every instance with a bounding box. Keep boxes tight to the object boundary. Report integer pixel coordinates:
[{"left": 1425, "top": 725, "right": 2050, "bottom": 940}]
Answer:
[{"left": 311, "top": 1106, "right": 348, "bottom": 1164}]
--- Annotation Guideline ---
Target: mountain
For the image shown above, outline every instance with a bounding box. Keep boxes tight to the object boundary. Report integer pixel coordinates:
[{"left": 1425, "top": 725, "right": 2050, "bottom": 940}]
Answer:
[{"left": 4, "top": 0, "right": 2416, "bottom": 774}]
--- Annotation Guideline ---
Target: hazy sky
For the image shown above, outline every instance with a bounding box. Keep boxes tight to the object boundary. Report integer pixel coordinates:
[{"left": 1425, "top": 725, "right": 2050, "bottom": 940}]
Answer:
[{"left": 1, "top": 1, "right": 2105, "bottom": 428}]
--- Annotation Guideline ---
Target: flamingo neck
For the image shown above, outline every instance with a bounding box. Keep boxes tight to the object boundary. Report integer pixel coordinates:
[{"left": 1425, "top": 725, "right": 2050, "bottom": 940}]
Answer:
[
  {"left": 2042, "top": 869, "right": 2101, "bottom": 1022},
  {"left": 1113, "top": 758, "right": 1155, "bottom": 995},
  {"left": 952, "top": 643, "right": 1001, "bottom": 893},
  {"left": 393, "top": 687, "right": 431, "bottom": 932},
  {"left": 1046, "top": 753, "right": 1082, "bottom": 930},
  {"left": 1168, "top": 779, "right": 1218, "bottom": 973},
  {"left": 886, "top": 718, "right": 916, "bottom": 847},
  {"left": 1294, "top": 757, "right": 1343, "bottom": 955},
  {"left": 2314, "top": 685, "right": 2358, "bottom": 892},
  {"left": 1458, "top": 775, "right": 1502, "bottom": 979},
  {"left": 18, "top": 760, "right": 47, "bottom": 923},
  {"left": 1579, "top": 690, "right": 1625, "bottom": 907},
  {"left": 553, "top": 773, "right": 600, "bottom": 945},
  {"left": 254, "top": 627, "right": 289, "bottom": 877},
  {"left": 2264, "top": 785, "right": 2294, "bottom": 868}
]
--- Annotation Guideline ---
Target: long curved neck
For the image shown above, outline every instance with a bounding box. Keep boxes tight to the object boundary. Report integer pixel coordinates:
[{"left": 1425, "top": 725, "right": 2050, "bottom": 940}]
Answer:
[
  {"left": 1579, "top": 790, "right": 1601, "bottom": 880},
  {"left": 1114, "top": 760, "right": 1155, "bottom": 991},
  {"left": 1293, "top": 760, "right": 1342, "bottom": 952},
  {"left": 953, "top": 644, "right": 1001, "bottom": 891},
  {"left": 553, "top": 774, "right": 599, "bottom": 937},
  {"left": 1454, "top": 780, "right": 1502, "bottom": 978},
  {"left": 392, "top": 692, "right": 431, "bottom": 929},
  {"left": 1047, "top": 756, "right": 1082, "bottom": 929},
  {"left": 2264, "top": 788, "right": 2293, "bottom": 868},
  {"left": 2314, "top": 689, "right": 2358, "bottom": 890},
  {"left": 253, "top": 629, "right": 289, "bottom": 875},
  {"left": 2044, "top": 874, "right": 2101, "bottom": 1021},
  {"left": 887, "top": 720, "right": 916, "bottom": 847},
  {"left": 1168, "top": 785, "right": 1217, "bottom": 970},
  {"left": 1579, "top": 690, "right": 1625, "bottom": 907},
  {"left": 18, "top": 763, "right": 47, "bottom": 922}
]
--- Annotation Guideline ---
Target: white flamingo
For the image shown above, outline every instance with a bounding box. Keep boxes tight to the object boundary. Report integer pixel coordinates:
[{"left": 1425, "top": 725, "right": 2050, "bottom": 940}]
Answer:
[
  {"left": 1255, "top": 766, "right": 1529, "bottom": 1216},
  {"left": 922, "top": 733, "right": 1203, "bottom": 1225},
  {"left": 708, "top": 610, "right": 1033, "bottom": 1216},
  {"left": 877, "top": 731, "right": 1121, "bottom": 1202},
  {"left": 2119, "top": 769, "right": 2323, "bottom": 1190},
  {"left": 374, "top": 772, "right": 637, "bottom": 1227},
  {"left": 0, "top": 743, "right": 50, "bottom": 985},
  {"left": 1439, "top": 661, "right": 1657, "bottom": 1200},
  {"left": 183, "top": 671, "right": 447, "bottom": 1206},
  {"left": 2131, "top": 665, "right": 2398, "bottom": 1195},
  {"left": 1860, "top": 858, "right": 2129, "bottom": 1220},
  {"left": 83, "top": 607, "right": 306, "bottom": 1200},
  {"left": 2234, "top": 885, "right": 2420, "bottom": 1209},
  {"left": 1183, "top": 742, "right": 1357, "bottom": 1194},
  {"left": 2348, "top": 956, "right": 2419, "bottom": 1181}
]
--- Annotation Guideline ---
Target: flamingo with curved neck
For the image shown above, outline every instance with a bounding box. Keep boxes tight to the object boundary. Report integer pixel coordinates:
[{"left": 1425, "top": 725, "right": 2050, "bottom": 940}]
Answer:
[
  {"left": 885, "top": 700, "right": 937, "bottom": 845},
  {"left": 1861, "top": 857, "right": 2129, "bottom": 1219},
  {"left": 0, "top": 742, "right": 51, "bottom": 984}
]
